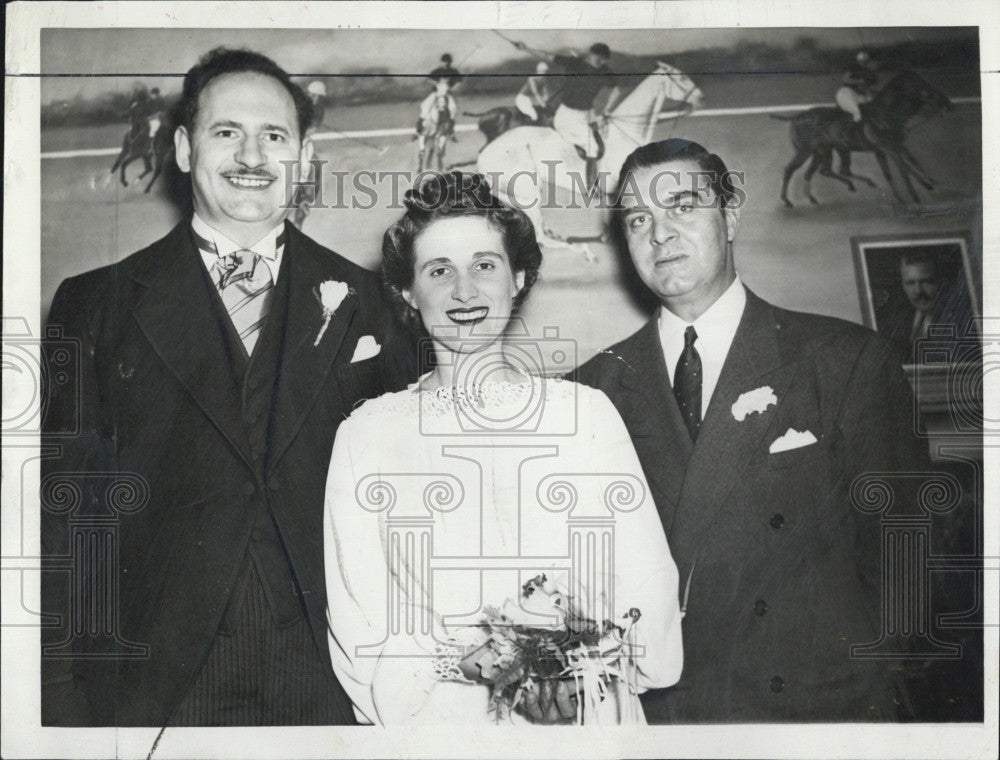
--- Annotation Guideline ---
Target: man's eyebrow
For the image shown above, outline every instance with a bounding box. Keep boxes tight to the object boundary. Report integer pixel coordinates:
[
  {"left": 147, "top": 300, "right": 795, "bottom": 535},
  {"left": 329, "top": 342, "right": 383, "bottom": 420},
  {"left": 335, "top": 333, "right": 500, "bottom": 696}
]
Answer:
[
  {"left": 208, "top": 119, "right": 243, "bottom": 130},
  {"left": 206, "top": 120, "right": 292, "bottom": 135},
  {"left": 623, "top": 189, "right": 701, "bottom": 213},
  {"left": 662, "top": 189, "right": 699, "bottom": 206}
]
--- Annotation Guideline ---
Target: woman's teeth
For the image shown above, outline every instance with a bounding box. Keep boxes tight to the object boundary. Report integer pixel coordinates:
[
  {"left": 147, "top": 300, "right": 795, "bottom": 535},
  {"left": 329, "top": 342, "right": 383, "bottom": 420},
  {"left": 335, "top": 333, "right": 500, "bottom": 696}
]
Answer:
[{"left": 448, "top": 307, "right": 489, "bottom": 324}]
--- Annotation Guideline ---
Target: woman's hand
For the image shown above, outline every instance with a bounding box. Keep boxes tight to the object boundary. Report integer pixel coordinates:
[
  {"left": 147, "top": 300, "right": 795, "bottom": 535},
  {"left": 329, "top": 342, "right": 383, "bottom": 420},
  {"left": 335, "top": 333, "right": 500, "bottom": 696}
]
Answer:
[{"left": 522, "top": 679, "right": 579, "bottom": 723}]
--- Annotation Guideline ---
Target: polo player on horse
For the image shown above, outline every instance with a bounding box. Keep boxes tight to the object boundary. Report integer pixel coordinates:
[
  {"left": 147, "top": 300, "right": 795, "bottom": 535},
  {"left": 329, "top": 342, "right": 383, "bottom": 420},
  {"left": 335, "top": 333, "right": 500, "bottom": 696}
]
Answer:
[
  {"left": 416, "top": 54, "right": 460, "bottom": 143},
  {"left": 511, "top": 40, "right": 622, "bottom": 193},
  {"left": 120, "top": 87, "right": 165, "bottom": 155},
  {"left": 416, "top": 90, "right": 455, "bottom": 172},
  {"left": 514, "top": 61, "right": 552, "bottom": 125},
  {"left": 835, "top": 51, "right": 879, "bottom": 132}
]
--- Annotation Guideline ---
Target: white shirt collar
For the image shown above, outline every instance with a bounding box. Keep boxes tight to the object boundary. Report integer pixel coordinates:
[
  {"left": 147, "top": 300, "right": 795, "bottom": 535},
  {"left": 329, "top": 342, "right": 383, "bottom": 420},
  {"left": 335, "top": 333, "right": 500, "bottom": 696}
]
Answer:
[
  {"left": 659, "top": 276, "right": 746, "bottom": 348},
  {"left": 657, "top": 276, "right": 747, "bottom": 416},
  {"left": 191, "top": 214, "right": 285, "bottom": 282}
]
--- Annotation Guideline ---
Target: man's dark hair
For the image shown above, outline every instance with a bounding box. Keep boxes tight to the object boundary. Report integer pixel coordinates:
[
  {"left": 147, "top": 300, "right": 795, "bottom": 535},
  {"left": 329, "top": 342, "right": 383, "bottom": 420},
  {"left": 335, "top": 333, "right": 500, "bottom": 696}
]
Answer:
[
  {"left": 441, "top": 53, "right": 453, "bottom": 64},
  {"left": 899, "top": 250, "right": 940, "bottom": 275},
  {"left": 589, "top": 42, "right": 611, "bottom": 58},
  {"left": 179, "top": 47, "right": 313, "bottom": 138},
  {"left": 615, "top": 137, "right": 739, "bottom": 210}
]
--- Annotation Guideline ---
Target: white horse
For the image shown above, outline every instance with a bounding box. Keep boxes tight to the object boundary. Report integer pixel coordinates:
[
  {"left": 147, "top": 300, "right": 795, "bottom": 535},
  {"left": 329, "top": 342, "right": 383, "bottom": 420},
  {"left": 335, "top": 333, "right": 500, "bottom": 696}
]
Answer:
[{"left": 477, "top": 61, "right": 703, "bottom": 255}]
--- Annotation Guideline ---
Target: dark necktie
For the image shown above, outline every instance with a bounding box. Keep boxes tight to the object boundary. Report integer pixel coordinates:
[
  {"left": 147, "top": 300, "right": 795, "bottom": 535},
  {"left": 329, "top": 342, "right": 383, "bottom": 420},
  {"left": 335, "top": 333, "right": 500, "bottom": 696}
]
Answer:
[{"left": 673, "top": 325, "right": 702, "bottom": 441}]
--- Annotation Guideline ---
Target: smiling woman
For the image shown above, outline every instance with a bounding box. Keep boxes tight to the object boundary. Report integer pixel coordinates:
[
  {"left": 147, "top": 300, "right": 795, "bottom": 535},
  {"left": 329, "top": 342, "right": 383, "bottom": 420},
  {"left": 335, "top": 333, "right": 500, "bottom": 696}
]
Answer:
[
  {"left": 380, "top": 171, "right": 543, "bottom": 388},
  {"left": 322, "top": 171, "right": 684, "bottom": 725}
]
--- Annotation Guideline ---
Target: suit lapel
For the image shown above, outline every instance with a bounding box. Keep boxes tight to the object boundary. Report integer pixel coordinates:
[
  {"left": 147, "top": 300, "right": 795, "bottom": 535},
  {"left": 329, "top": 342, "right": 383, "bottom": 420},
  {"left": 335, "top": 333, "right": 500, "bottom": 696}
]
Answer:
[
  {"left": 671, "top": 291, "right": 798, "bottom": 539},
  {"left": 130, "top": 223, "right": 251, "bottom": 464},
  {"left": 267, "top": 224, "right": 358, "bottom": 472},
  {"left": 619, "top": 317, "right": 693, "bottom": 526}
]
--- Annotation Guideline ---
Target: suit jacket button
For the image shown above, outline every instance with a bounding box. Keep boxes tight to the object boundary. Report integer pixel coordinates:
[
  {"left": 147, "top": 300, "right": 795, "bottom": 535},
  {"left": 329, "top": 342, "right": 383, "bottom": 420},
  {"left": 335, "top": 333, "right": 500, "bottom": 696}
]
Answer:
[
  {"left": 245, "top": 412, "right": 258, "bottom": 425},
  {"left": 242, "top": 481, "right": 255, "bottom": 496},
  {"left": 754, "top": 599, "right": 768, "bottom": 616},
  {"left": 769, "top": 513, "right": 785, "bottom": 529},
  {"left": 268, "top": 478, "right": 280, "bottom": 492},
  {"left": 770, "top": 676, "right": 785, "bottom": 693}
]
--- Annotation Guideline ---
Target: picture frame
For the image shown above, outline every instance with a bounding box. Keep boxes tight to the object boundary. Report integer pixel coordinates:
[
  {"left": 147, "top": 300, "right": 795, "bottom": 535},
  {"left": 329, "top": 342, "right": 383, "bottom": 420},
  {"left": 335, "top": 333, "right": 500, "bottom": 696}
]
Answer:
[{"left": 851, "top": 231, "right": 980, "bottom": 366}]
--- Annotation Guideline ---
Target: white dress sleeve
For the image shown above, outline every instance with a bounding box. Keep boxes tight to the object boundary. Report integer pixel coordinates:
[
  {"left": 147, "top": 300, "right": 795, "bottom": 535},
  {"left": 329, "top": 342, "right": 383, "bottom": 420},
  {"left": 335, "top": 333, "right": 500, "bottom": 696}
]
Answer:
[
  {"left": 575, "top": 385, "right": 684, "bottom": 691},
  {"left": 325, "top": 410, "right": 478, "bottom": 726}
]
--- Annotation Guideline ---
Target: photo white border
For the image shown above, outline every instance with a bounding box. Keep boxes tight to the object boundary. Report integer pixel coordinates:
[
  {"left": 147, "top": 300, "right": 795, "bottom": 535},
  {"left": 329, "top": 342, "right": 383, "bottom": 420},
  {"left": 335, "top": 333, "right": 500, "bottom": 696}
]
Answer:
[{"left": 4, "top": 2, "right": 998, "bottom": 758}]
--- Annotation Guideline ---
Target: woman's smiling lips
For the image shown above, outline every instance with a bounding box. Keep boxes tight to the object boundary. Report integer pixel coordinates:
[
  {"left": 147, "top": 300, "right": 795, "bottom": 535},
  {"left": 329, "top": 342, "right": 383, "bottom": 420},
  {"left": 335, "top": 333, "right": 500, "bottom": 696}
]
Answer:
[{"left": 446, "top": 306, "right": 489, "bottom": 325}]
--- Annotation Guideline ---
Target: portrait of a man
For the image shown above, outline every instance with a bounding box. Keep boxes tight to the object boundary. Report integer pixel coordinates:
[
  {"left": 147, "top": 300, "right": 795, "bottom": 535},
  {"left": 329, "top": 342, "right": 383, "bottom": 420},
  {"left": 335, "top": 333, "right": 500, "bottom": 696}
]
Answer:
[{"left": 856, "top": 236, "right": 980, "bottom": 363}]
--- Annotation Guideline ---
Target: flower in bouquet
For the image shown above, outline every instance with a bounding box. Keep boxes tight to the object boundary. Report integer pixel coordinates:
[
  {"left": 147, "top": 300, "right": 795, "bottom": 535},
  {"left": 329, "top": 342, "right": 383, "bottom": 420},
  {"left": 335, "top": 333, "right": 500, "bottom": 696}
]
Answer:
[{"left": 438, "top": 574, "right": 642, "bottom": 723}]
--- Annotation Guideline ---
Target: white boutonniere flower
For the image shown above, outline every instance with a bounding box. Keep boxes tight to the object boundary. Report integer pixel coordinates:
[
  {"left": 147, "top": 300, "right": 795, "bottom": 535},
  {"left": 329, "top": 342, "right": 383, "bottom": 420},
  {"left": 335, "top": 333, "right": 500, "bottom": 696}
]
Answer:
[
  {"left": 731, "top": 385, "right": 778, "bottom": 421},
  {"left": 314, "top": 280, "right": 352, "bottom": 346}
]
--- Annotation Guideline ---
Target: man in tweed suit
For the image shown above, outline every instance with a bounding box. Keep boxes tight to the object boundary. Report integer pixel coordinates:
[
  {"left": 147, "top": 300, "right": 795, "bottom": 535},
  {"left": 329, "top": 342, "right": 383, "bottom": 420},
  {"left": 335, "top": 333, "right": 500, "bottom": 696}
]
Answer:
[
  {"left": 575, "top": 138, "right": 929, "bottom": 722},
  {"left": 41, "top": 47, "right": 414, "bottom": 726}
]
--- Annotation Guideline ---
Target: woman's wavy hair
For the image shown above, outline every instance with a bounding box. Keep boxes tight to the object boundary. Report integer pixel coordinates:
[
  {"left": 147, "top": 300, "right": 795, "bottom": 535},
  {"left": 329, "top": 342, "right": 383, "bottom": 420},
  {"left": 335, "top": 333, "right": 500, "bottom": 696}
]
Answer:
[{"left": 381, "top": 172, "right": 543, "bottom": 328}]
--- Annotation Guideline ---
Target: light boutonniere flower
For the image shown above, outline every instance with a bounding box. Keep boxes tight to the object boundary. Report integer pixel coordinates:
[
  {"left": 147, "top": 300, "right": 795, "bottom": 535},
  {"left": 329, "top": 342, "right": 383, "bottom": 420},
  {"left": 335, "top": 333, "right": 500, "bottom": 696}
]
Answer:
[
  {"left": 314, "top": 280, "right": 353, "bottom": 346},
  {"left": 731, "top": 385, "right": 778, "bottom": 421}
]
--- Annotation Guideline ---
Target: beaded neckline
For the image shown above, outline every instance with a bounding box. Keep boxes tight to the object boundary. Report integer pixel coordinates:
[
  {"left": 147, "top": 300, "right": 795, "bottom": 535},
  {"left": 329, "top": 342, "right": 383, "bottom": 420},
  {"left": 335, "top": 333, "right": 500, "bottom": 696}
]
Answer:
[{"left": 352, "top": 374, "right": 571, "bottom": 419}]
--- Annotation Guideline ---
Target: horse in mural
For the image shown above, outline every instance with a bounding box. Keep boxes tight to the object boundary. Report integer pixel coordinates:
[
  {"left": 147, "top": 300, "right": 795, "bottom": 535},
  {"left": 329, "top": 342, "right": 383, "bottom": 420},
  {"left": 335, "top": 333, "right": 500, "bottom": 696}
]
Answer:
[
  {"left": 476, "top": 61, "right": 703, "bottom": 255},
  {"left": 105, "top": 114, "right": 175, "bottom": 193},
  {"left": 417, "top": 93, "right": 456, "bottom": 173},
  {"left": 773, "top": 70, "right": 953, "bottom": 207}
]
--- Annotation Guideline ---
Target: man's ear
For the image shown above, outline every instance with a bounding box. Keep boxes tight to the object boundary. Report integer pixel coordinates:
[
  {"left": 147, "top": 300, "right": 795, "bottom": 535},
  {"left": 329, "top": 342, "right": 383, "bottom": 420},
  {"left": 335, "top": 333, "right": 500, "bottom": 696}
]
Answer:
[
  {"left": 723, "top": 202, "right": 741, "bottom": 242},
  {"left": 174, "top": 126, "right": 191, "bottom": 174}
]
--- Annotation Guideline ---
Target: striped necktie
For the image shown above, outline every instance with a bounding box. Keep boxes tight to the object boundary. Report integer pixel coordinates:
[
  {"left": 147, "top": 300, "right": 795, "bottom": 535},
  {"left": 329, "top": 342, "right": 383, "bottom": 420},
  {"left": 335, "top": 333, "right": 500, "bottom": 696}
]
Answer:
[{"left": 194, "top": 230, "right": 283, "bottom": 355}]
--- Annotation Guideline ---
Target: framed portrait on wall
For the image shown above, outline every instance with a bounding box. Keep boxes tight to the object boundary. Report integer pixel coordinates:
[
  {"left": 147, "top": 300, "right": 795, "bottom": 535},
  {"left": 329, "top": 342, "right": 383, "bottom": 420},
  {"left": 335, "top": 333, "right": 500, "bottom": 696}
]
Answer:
[
  {"left": 851, "top": 232, "right": 981, "bottom": 366},
  {"left": 852, "top": 231, "right": 982, "bottom": 444}
]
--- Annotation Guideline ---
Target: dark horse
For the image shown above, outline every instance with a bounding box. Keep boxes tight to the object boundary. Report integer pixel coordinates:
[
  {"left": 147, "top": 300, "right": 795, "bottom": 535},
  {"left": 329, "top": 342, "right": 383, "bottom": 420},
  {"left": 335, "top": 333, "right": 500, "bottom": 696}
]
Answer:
[
  {"left": 774, "top": 71, "right": 953, "bottom": 207},
  {"left": 463, "top": 104, "right": 554, "bottom": 147},
  {"left": 108, "top": 116, "right": 175, "bottom": 193}
]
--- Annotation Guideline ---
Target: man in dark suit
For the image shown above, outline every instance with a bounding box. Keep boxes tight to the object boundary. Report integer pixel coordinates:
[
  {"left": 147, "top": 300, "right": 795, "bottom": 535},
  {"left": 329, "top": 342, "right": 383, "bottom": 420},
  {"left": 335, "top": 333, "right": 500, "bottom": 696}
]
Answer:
[
  {"left": 41, "top": 47, "right": 414, "bottom": 726},
  {"left": 575, "top": 138, "right": 929, "bottom": 722}
]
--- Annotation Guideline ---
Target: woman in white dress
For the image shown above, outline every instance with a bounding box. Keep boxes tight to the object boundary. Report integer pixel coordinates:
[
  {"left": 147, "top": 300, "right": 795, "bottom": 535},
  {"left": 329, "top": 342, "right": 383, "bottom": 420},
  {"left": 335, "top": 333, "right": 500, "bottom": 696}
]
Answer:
[{"left": 323, "top": 172, "right": 682, "bottom": 725}]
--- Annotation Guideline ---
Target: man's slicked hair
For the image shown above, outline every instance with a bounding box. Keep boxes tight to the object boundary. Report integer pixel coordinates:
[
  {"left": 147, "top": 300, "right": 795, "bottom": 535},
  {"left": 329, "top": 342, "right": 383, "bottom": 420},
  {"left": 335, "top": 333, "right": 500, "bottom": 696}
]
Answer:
[
  {"left": 179, "top": 47, "right": 314, "bottom": 138},
  {"left": 615, "top": 138, "right": 739, "bottom": 210}
]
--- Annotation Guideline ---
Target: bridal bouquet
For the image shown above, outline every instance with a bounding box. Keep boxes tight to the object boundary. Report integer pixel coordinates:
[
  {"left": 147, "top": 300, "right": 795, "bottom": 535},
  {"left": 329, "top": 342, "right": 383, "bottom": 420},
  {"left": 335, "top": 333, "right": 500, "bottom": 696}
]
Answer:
[{"left": 437, "top": 574, "right": 643, "bottom": 724}]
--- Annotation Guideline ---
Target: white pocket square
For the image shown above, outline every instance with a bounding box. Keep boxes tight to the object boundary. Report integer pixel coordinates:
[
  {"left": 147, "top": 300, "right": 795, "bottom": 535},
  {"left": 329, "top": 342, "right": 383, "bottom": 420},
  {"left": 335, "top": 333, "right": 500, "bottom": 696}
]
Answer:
[
  {"left": 350, "top": 335, "right": 381, "bottom": 363},
  {"left": 769, "top": 428, "right": 818, "bottom": 454}
]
